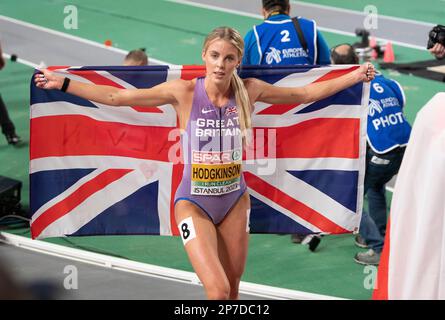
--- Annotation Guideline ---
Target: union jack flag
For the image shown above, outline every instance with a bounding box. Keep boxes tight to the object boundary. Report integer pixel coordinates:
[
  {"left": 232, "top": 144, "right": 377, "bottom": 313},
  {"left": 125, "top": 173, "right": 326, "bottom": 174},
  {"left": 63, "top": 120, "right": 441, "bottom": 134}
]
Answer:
[
  {"left": 225, "top": 106, "right": 238, "bottom": 116},
  {"left": 29, "top": 65, "right": 369, "bottom": 239}
]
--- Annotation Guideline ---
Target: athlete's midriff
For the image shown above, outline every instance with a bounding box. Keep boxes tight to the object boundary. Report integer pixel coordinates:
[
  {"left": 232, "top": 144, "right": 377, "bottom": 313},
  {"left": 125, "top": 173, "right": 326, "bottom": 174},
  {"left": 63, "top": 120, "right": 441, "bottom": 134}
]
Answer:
[{"left": 174, "top": 77, "right": 247, "bottom": 224}]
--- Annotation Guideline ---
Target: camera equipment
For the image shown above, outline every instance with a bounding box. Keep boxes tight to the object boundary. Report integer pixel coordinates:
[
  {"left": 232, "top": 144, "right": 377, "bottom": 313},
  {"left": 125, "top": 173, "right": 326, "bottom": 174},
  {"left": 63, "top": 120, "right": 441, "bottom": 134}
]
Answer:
[
  {"left": 352, "top": 28, "right": 373, "bottom": 62},
  {"left": 427, "top": 25, "right": 445, "bottom": 49},
  {"left": 352, "top": 28, "right": 386, "bottom": 62},
  {"left": 0, "top": 176, "right": 23, "bottom": 218},
  {"left": 354, "top": 28, "right": 370, "bottom": 48}
]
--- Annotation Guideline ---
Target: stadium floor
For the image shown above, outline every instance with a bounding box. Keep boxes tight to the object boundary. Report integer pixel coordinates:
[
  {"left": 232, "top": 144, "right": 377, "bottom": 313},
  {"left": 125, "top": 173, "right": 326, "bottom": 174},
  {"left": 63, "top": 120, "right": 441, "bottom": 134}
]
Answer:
[{"left": 0, "top": 0, "right": 443, "bottom": 299}]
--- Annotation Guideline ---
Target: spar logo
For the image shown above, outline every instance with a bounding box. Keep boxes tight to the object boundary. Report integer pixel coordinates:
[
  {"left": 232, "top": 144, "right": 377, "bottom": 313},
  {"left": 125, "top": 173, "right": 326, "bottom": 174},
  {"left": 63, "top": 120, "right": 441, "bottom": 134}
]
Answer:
[
  {"left": 193, "top": 149, "right": 242, "bottom": 164},
  {"left": 231, "top": 149, "right": 241, "bottom": 161}
]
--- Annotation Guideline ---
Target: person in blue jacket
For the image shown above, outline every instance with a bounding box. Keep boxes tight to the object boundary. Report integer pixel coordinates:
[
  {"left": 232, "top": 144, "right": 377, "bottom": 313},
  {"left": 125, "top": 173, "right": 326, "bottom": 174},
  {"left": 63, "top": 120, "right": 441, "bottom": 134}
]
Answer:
[
  {"left": 243, "top": 0, "right": 330, "bottom": 249},
  {"left": 243, "top": 0, "right": 330, "bottom": 66},
  {"left": 331, "top": 44, "right": 412, "bottom": 265}
]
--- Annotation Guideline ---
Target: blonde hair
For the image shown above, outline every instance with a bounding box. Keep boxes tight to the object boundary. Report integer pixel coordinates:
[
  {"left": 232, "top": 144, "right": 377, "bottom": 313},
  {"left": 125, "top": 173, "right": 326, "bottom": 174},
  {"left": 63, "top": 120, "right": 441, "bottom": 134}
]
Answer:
[{"left": 202, "top": 27, "right": 252, "bottom": 135}]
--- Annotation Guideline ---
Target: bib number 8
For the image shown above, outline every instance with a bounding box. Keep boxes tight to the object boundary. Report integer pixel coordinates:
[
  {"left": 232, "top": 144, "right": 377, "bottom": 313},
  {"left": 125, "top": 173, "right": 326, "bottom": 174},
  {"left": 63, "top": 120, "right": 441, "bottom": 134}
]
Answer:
[
  {"left": 178, "top": 217, "right": 196, "bottom": 245},
  {"left": 181, "top": 223, "right": 190, "bottom": 240}
]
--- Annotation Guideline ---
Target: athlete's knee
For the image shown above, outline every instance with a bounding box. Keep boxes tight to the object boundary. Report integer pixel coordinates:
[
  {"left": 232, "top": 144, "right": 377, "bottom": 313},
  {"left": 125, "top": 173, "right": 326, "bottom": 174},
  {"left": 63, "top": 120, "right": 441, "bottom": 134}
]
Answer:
[
  {"left": 228, "top": 265, "right": 245, "bottom": 282},
  {"left": 207, "top": 288, "right": 230, "bottom": 300},
  {"left": 206, "top": 280, "right": 230, "bottom": 300}
]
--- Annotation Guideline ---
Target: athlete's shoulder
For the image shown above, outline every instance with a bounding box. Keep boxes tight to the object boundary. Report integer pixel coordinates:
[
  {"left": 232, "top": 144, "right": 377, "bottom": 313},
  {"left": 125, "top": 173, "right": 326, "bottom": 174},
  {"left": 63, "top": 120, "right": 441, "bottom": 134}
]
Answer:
[
  {"left": 243, "top": 77, "right": 263, "bottom": 89},
  {"left": 243, "top": 77, "right": 267, "bottom": 98},
  {"left": 167, "top": 78, "right": 196, "bottom": 92}
]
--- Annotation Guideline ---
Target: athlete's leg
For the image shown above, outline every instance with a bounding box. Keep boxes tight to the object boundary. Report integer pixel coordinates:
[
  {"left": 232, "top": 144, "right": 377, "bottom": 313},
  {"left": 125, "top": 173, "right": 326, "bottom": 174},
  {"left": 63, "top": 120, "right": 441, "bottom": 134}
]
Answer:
[
  {"left": 175, "top": 200, "right": 230, "bottom": 300},
  {"left": 216, "top": 191, "right": 250, "bottom": 300}
]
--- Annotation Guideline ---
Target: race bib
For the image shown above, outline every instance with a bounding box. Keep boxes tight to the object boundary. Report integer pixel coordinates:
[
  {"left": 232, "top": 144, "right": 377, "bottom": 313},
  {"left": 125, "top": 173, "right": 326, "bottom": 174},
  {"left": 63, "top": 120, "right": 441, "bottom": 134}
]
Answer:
[{"left": 190, "top": 149, "right": 242, "bottom": 196}]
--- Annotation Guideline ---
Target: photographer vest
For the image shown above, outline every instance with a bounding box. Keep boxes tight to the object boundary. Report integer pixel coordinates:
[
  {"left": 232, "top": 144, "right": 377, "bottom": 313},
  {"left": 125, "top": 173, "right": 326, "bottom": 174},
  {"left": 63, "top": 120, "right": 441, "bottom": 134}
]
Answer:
[{"left": 367, "top": 74, "right": 411, "bottom": 154}]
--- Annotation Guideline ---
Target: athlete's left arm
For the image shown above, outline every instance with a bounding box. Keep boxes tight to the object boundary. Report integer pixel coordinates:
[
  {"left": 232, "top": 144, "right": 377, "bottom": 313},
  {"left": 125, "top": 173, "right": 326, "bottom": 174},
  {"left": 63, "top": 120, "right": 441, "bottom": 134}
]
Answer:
[{"left": 247, "top": 63, "right": 375, "bottom": 105}]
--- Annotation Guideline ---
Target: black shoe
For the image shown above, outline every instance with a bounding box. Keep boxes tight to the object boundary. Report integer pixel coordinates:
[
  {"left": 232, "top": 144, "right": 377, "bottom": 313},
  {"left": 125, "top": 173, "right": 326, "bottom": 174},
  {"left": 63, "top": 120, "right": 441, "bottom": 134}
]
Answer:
[
  {"left": 308, "top": 236, "right": 321, "bottom": 252},
  {"left": 5, "top": 133, "right": 21, "bottom": 145},
  {"left": 302, "top": 235, "right": 322, "bottom": 252}
]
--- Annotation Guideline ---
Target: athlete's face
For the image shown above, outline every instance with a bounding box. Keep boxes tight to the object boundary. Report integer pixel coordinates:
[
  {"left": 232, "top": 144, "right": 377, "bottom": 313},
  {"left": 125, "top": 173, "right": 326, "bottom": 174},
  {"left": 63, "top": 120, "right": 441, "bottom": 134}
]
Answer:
[{"left": 202, "top": 39, "right": 241, "bottom": 84}]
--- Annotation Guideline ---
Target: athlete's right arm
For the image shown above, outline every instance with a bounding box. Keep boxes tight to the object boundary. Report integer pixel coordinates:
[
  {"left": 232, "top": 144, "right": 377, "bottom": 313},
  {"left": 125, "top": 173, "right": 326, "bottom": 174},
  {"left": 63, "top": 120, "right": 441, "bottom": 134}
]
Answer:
[{"left": 34, "top": 68, "right": 181, "bottom": 107}]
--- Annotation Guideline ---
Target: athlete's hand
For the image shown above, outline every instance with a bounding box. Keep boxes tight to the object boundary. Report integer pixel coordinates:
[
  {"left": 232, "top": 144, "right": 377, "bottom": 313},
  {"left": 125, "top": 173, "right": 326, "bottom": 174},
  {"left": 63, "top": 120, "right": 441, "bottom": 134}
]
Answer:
[
  {"left": 356, "top": 62, "right": 375, "bottom": 83},
  {"left": 429, "top": 43, "right": 445, "bottom": 59},
  {"left": 34, "top": 69, "right": 64, "bottom": 90}
]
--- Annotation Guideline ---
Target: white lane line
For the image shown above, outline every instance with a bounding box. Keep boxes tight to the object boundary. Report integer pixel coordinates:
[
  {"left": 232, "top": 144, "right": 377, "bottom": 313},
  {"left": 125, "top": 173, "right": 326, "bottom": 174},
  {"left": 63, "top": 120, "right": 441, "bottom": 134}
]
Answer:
[
  {"left": 0, "top": 232, "right": 345, "bottom": 300},
  {"left": 166, "top": 0, "right": 264, "bottom": 19},
  {"left": 0, "top": 15, "right": 175, "bottom": 66},
  {"left": 292, "top": 1, "right": 435, "bottom": 27},
  {"left": 316, "top": 28, "right": 427, "bottom": 51},
  {"left": 166, "top": 0, "right": 428, "bottom": 51},
  {"left": 2, "top": 53, "right": 39, "bottom": 69},
  {"left": 168, "top": 0, "right": 434, "bottom": 28}
]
